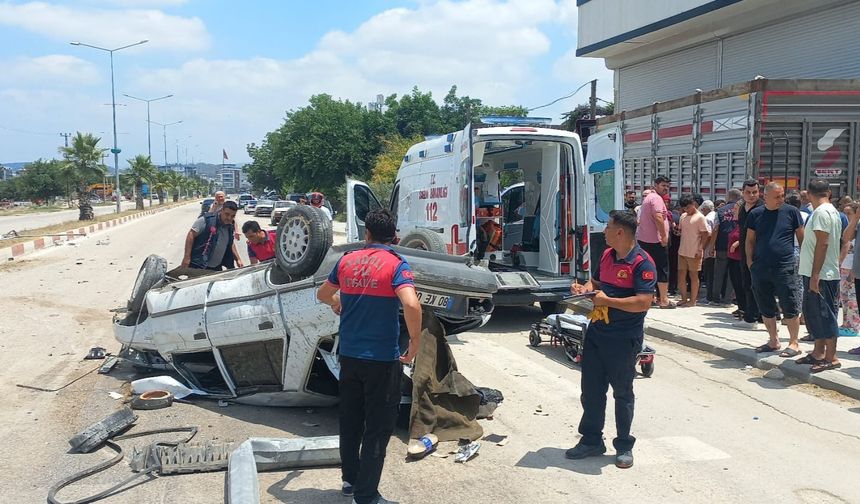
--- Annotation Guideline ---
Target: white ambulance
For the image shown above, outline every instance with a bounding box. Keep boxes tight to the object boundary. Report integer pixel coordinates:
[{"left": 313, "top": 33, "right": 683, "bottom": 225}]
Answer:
[{"left": 346, "top": 117, "right": 590, "bottom": 315}]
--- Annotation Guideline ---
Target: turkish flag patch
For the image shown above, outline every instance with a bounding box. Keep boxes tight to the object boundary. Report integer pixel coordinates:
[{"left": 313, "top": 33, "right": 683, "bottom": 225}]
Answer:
[
  {"left": 401, "top": 270, "right": 414, "bottom": 280},
  {"left": 642, "top": 271, "right": 655, "bottom": 281}
]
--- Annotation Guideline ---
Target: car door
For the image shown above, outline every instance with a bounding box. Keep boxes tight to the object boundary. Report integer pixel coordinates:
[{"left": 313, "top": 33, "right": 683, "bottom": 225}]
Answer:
[
  {"left": 585, "top": 126, "right": 622, "bottom": 275},
  {"left": 346, "top": 178, "right": 383, "bottom": 243}
]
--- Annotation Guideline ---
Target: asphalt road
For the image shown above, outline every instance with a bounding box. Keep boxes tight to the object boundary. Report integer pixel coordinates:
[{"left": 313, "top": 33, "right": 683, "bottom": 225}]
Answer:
[
  {"left": 0, "top": 200, "right": 152, "bottom": 234},
  {"left": 0, "top": 203, "right": 858, "bottom": 504}
]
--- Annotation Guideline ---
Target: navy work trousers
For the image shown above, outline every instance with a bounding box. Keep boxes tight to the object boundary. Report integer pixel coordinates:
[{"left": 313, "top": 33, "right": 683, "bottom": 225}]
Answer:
[
  {"left": 339, "top": 356, "right": 401, "bottom": 504},
  {"left": 578, "top": 334, "right": 641, "bottom": 452}
]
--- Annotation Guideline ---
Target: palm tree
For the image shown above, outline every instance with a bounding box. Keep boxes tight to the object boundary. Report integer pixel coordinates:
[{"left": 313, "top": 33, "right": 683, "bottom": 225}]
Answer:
[
  {"left": 59, "top": 132, "right": 107, "bottom": 220},
  {"left": 149, "top": 170, "right": 170, "bottom": 206},
  {"left": 126, "top": 155, "right": 156, "bottom": 210},
  {"left": 166, "top": 171, "right": 185, "bottom": 202}
]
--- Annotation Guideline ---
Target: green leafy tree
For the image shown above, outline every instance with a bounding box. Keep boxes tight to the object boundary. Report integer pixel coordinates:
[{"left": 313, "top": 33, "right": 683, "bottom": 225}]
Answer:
[
  {"left": 126, "top": 154, "right": 156, "bottom": 210},
  {"left": 18, "top": 159, "right": 65, "bottom": 203},
  {"left": 269, "top": 94, "right": 385, "bottom": 196},
  {"left": 560, "top": 102, "right": 614, "bottom": 131},
  {"left": 371, "top": 134, "right": 421, "bottom": 184},
  {"left": 245, "top": 140, "right": 283, "bottom": 192},
  {"left": 384, "top": 87, "right": 443, "bottom": 137},
  {"left": 0, "top": 177, "right": 23, "bottom": 201},
  {"left": 59, "top": 132, "right": 107, "bottom": 220}
]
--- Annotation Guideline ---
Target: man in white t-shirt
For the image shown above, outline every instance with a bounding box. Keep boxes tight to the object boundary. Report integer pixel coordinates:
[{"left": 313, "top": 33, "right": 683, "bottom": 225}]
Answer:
[
  {"left": 310, "top": 192, "right": 333, "bottom": 220},
  {"left": 796, "top": 179, "right": 843, "bottom": 373},
  {"left": 701, "top": 200, "right": 717, "bottom": 303}
]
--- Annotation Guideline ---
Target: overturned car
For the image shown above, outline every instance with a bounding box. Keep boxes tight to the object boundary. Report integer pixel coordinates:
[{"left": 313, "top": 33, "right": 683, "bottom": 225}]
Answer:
[{"left": 114, "top": 205, "right": 498, "bottom": 409}]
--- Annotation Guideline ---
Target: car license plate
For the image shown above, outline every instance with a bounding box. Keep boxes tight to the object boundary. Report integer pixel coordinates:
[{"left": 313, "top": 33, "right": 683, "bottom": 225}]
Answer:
[{"left": 416, "top": 291, "right": 450, "bottom": 309}]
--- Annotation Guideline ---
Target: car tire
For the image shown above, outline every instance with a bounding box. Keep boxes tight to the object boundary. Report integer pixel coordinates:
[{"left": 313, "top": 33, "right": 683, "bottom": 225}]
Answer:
[
  {"left": 275, "top": 205, "right": 332, "bottom": 277},
  {"left": 131, "top": 390, "right": 174, "bottom": 410},
  {"left": 128, "top": 255, "right": 167, "bottom": 314},
  {"left": 399, "top": 228, "right": 447, "bottom": 254}
]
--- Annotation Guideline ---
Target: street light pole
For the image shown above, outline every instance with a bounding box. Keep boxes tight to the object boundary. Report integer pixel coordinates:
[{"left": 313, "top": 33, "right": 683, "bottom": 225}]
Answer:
[
  {"left": 151, "top": 120, "right": 182, "bottom": 169},
  {"left": 71, "top": 39, "right": 148, "bottom": 214},
  {"left": 123, "top": 93, "right": 172, "bottom": 162}
]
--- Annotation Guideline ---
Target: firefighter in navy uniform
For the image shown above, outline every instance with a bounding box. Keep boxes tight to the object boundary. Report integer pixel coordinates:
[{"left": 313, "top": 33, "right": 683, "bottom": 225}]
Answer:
[{"left": 567, "top": 209, "right": 657, "bottom": 469}]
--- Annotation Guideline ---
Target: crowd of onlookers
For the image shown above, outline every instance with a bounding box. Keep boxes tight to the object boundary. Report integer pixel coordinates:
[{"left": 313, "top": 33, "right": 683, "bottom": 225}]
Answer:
[{"left": 632, "top": 176, "right": 860, "bottom": 373}]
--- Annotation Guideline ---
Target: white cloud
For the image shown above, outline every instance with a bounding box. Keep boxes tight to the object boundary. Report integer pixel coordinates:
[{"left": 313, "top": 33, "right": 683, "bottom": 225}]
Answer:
[
  {"left": 1, "top": 0, "right": 618, "bottom": 164},
  {"left": 0, "top": 54, "right": 101, "bottom": 86},
  {"left": 0, "top": 1, "right": 209, "bottom": 52},
  {"left": 102, "top": 0, "right": 188, "bottom": 6}
]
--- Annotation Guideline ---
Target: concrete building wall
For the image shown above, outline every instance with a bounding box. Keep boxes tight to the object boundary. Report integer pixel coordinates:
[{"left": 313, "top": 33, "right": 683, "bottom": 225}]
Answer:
[{"left": 578, "top": 0, "right": 860, "bottom": 112}]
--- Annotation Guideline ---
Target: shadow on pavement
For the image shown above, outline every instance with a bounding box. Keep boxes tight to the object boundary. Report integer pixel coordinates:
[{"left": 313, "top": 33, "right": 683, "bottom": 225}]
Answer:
[
  {"left": 747, "top": 377, "right": 790, "bottom": 391},
  {"left": 849, "top": 407, "right": 860, "bottom": 415},
  {"left": 703, "top": 359, "right": 747, "bottom": 370},
  {"left": 267, "top": 471, "right": 342, "bottom": 504},
  {"left": 473, "top": 305, "right": 541, "bottom": 334},
  {"left": 515, "top": 447, "right": 614, "bottom": 475}
]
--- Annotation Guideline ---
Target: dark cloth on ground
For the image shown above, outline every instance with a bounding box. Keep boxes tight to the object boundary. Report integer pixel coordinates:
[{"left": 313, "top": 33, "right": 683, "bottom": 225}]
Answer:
[
  {"left": 802, "top": 275, "right": 840, "bottom": 340},
  {"left": 409, "top": 312, "right": 483, "bottom": 442},
  {"left": 339, "top": 356, "right": 401, "bottom": 504},
  {"left": 578, "top": 334, "right": 641, "bottom": 452}
]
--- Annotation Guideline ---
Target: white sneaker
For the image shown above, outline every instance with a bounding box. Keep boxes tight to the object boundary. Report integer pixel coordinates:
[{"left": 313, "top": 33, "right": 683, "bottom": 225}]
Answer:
[{"left": 733, "top": 320, "right": 760, "bottom": 330}]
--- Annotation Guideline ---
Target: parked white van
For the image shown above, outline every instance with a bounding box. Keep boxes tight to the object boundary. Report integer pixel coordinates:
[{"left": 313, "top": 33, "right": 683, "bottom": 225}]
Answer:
[{"left": 346, "top": 117, "right": 590, "bottom": 315}]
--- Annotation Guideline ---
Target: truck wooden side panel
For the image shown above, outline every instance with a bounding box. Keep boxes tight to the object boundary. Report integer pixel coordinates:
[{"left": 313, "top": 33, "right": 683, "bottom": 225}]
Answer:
[{"left": 597, "top": 79, "right": 860, "bottom": 199}]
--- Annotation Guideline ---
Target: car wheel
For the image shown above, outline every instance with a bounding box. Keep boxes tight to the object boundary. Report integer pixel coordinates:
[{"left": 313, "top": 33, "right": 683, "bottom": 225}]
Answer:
[
  {"left": 275, "top": 205, "right": 332, "bottom": 277},
  {"left": 400, "top": 228, "right": 447, "bottom": 254},
  {"left": 128, "top": 255, "right": 167, "bottom": 314}
]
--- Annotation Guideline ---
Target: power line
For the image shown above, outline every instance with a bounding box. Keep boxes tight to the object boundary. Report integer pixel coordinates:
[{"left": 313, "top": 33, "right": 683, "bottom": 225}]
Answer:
[
  {"left": 528, "top": 81, "right": 593, "bottom": 112},
  {"left": 0, "top": 125, "right": 60, "bottom": 136}
]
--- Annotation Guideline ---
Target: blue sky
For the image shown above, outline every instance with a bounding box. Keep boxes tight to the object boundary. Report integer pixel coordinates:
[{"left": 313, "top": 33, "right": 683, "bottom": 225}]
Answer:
[{"left": 0, "top": 0, "right": 612, "bottom": 166}]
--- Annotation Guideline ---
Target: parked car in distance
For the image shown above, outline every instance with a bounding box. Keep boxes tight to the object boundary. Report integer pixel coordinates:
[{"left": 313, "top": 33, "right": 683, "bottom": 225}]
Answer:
[
  {"left": 270, "top": 200, "right": 297, "bottom": 226},
  {"left": 254, "top": 199, "right": 275, "bottom": 217},
  {"left": 200, "top": 198, "right": 215, "bottom": 216},
  {"left": 243, "top": 199, "right": 258, "bottom": 214},
  {"left": 237, "top": 194, "right": 254, "bottom": 208}
]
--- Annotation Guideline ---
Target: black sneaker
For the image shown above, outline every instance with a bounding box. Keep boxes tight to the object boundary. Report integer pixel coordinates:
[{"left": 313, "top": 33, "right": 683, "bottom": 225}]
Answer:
[
  {"left": 615, "top": 450, "right": 634, "bottom": 468},
  {"left": 352, "top": 498, "right": 399, "bottom": 504},
  {"left": 564, "top": 443, "right": 606, "bottom": 459},
  {"left": 342, "top": 482, "right": 353, "bottom": 497}
]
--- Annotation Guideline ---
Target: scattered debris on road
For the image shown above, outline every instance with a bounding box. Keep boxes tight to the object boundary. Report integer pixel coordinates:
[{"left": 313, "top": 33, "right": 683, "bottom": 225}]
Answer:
[
  {"left": 131, "top": 390, "right": 174, "bottom": 410},
  {"left": 454, "top": 438, "right": 480, "bottom": 463},
  {"left": 83, "top": 346, "right": 106, "bottom": 360}
]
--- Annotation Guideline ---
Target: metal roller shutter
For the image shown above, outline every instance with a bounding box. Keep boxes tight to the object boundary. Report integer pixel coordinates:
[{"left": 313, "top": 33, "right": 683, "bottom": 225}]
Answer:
[
  {"left": 618, "top": 42, "right": 719, "bottom": 111},
  {"left": 722, "top": 2, "right": 860, "bottom": 83}
]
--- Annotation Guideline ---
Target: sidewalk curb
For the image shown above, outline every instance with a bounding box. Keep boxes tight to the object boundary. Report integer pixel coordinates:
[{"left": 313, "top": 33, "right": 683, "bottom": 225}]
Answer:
[
  {"left": 645, "top": 320, "right": 860, "bottom": 401},
  {"left": 0, "top": 203, "right": 192, "bottom": 261}
]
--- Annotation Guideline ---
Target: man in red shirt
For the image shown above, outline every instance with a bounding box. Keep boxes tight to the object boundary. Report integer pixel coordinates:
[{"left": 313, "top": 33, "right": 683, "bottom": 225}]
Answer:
[{"left": 241, "top": 221, "right": 276, "bottom": 264}]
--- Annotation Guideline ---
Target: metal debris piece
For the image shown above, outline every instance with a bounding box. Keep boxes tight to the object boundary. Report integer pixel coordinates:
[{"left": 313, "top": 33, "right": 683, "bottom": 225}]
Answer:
[
  {"left": 227, "top": 436, "right": 341, "bottom": 504},
  {"left": 130, "top": 441, "right": 235, "bottom": 474},
  {"left": 98, "top": 357, "right": 118, "bottom": 374},
  {"left": 454, "top": 439, "right": 480, "bottom": 463},
  {"left": 84, "top": 347, "right": 106, "bottom": 360},
  {"left": 108, "top": 392, "right": 123, "bottom": 400},
  {"left": 68, "top": 407, "right": 137, "bottom": 453}
]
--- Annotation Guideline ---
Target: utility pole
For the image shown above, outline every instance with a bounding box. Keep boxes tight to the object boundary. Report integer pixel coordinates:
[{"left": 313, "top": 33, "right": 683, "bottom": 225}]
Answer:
[
  {"left": 60, "top": 132, "right": 72, "bottom": 148},
  {"left": 124, "top": 93, "right": 173, "bottom": 162},
  {"left": 589, "top": 79, "right": 598, "bottom": 119}
]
